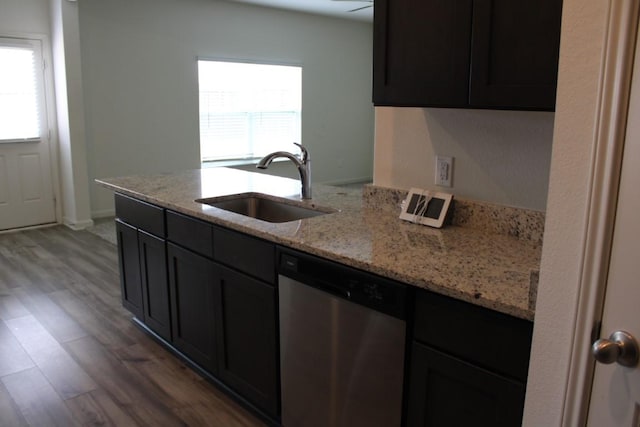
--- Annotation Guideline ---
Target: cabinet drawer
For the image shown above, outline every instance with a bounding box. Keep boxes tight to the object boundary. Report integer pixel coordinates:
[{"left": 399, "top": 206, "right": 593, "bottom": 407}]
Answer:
[
  {"left": 213, "top": 227, "right": 275, "bottom": 284},
  {"left": 413, "top": 290, "right": 533, "bottom": 382},
  {"left": 115, "top": 193, "right": 165, "bottom": 237},
  {"left": 166, "top": 210, "right": 214, "bottom": 258}
]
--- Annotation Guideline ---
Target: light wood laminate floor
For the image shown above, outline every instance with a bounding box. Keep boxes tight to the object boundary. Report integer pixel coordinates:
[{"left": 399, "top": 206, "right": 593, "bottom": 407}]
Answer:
[{"left": 0, "top": 226, "right": 264, "bottom": 426}]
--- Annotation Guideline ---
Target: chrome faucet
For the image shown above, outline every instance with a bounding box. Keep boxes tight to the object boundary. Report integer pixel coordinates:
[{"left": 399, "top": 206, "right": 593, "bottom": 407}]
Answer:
[{"left": 257, "top": 143, "right": 312, "bottom": 199}]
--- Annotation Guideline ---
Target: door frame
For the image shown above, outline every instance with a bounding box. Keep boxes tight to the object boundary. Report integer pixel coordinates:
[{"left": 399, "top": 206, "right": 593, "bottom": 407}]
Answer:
[
  {"left": 560, "top": 0, "right": 640, "bottom": 424},
  {"left": 0, "top": 31, "right": 62, "bottom": 228}
]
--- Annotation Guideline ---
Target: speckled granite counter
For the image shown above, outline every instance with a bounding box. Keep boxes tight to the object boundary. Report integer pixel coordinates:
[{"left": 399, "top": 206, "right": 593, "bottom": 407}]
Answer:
[{"left": 97, "top": 168, "right": 543, "bottom": 320}]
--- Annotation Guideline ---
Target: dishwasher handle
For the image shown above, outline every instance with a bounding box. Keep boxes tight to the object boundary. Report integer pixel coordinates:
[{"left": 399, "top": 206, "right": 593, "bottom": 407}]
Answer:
[
  {"left": 281, "top": 272, "right": 352, "bottom": 300},
  {"left": 280, "top": 253, "right": 352, "bottom": 299}
]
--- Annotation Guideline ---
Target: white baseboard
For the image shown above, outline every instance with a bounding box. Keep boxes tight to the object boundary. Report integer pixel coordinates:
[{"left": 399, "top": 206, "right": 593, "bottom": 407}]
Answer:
[
  {"left": 0, "top": 223, "right": 58, "bottom": 234},
  {"left": 63, "top": 217, "right": 94, "bottom": 230}
]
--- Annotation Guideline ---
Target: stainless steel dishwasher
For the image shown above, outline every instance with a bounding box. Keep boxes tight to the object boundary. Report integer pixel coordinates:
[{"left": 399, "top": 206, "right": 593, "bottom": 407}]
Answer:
[{"left": 277, "top": 247, "right": 407, "bottom": 427}]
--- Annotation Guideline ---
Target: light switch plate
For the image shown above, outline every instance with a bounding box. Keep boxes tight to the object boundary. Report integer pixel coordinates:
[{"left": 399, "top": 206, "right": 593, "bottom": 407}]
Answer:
[{"left": 435, "top": 156, "right": 453, "bottom": 187}]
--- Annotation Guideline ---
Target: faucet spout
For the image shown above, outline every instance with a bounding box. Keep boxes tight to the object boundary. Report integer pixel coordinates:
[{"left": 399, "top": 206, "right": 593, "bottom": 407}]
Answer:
[{"left": 257, "top": 143, "right": 312, "bottom": 199}]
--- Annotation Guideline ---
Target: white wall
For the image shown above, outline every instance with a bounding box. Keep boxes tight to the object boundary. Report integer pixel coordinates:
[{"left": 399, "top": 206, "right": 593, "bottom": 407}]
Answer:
[
  {"left": 373, "top": 100, "right": 554, "bottom": 211},
  {"left": 78, "top": 0, "right": 374, "bottom": 217},
  {"left": 1, "top": 0, "right": 94, "bottom": 229},
  {"left": 523, "top": 0, "right": 609, "bottom": 424},
  {"left": 0, "top": 0, "right": 50, "bottom": 33},
  {"left": 50, "top": 0, "right": 93, "bottom": 229}
]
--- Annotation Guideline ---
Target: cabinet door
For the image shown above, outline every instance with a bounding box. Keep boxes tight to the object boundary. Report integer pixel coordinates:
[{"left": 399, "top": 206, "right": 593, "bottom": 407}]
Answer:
[
  {"left": 407, "top": 342, "right": 526, "bottom": 427},
  {"left": 469, "top": 0, "right": 563, "bottom": 110},
  {"left": 215, "top": 265, "right": 279, "bottom": 418},
  {"left": 138, "top": 230, "right": 171, "bottom": 342},
  {"left": 116, "top": 219, "right": 144, "bottom": 319},
  {"left": 167, "top": 243, "right": 219, "bottom": 374},
  {"left": 373, "top": 0, "right": 473, "bottom": 107},
  {"left": 414, "top": 290, "right": 533, "bottom": 382}
]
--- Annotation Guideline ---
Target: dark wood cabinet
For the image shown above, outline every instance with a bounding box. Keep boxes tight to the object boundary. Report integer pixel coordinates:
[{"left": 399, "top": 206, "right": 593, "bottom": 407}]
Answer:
[
  {"left": 166, "top": 210, "right": 214, "bottom": 258},
  {"left": 115, "top": 219, "right": 144, "bottom": 319},
  {"left": 215, "top": 265, "right": 279, "bottom": 418},
  {"left": 164, "top": 211, "right": 279, "bottom": 418},
  {"left": 407, "top": 343, "right": 526, "bottom": 426},
  {"left": 469, "top": 0, "right": 563, "bottom": 109},
  {"left": 214, "top": 226, "right": 276, "bottom": 284},
  {"left": 115, "top": 195, "right": 171, "bottom": 342},
  {"left": 407, "top": 290, "right": 533, "bottom": 426},
  {"left": 373, "top": 0, "right": 473, "bottom": 107},
  {"left": 115, "top": 193, "right": 535, "bottom": 426},
  {"left": 114, "top": 192, "right": 165, "bottom": 236},
  {"left": 167, "top": 242, "right": 219, "bottom": 374},
  {"left": 138, "top": 230, "right": 171, "bottom": 341},
  {"left": 373, "top": 0, "right": 562, "bottom": 110}
]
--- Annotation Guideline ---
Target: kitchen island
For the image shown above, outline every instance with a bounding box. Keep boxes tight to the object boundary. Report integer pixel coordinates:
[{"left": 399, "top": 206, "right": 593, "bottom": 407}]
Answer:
[
  {"left": 98, "top": 167, "right": 541, "bottom": 426},
  {"left": 97, "top": 166, "right": 542, "bottom": 321}
]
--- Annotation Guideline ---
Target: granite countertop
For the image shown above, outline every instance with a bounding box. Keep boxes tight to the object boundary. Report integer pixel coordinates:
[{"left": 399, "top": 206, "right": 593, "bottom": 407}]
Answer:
[{"left": 97, "top": 167, "right": 542, "bottom": 320}]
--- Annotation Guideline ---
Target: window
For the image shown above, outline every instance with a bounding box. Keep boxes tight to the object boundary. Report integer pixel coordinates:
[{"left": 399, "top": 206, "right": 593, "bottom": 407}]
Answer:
[
  {"left": 0, "top": 37, "right": 47, "bottom": 143},
  {"left": 197, "top": 60, "right": 302, "bottom": 164}
]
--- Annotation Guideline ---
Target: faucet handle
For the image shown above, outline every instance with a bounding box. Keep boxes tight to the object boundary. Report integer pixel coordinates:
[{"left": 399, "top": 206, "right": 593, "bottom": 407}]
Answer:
[{"left": 293, "top": 143, "right": 309, "bottom": 163}]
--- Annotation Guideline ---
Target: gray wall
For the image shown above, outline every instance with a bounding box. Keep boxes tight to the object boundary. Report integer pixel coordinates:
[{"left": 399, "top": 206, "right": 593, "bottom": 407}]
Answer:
[
  {"left": 374, "top": 107, "right": 554, "bottom": 210},
  {"left": 2, "top": 0, "right": 552, "bottom": 215},
  {"left": 79, "top": 0, "right": 374, "bottom": 216},
  {"left": 0, "top": 0, "right": 50, "bottom": 33}
]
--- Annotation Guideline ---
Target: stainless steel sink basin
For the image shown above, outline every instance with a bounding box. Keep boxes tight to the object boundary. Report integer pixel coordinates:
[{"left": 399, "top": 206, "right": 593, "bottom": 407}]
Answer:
[{"left": 196, "top": 193, "right": 336, "bottom": 223}]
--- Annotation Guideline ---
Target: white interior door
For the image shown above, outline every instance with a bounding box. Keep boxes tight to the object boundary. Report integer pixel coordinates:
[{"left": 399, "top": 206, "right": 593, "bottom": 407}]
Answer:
[
  {"left": 0, "top": 141, "right": 56, "bottom": 230},
  {"left": 586, "top": 24, "right": 640, "bottom": 426},
  {"left": 0, "top": 37, "right": 56, "bottom": 231}
]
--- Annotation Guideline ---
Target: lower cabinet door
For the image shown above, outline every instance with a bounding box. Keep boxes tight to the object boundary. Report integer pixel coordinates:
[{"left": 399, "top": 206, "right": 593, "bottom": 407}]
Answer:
[
  {"left": 215, "top": 265, "right": 279, "bottom": 418},
  {"left": 138, "top": 230, "right": 171, "bottom": 342},
  {"left": 116, "top": 219, "right": 144, "bottom": 319},
  {"left": 168, "top": 243, "right": 219, "bottom": 374},
  {"left": 407, "top": 342, "right": 526, "bottom": 427}
]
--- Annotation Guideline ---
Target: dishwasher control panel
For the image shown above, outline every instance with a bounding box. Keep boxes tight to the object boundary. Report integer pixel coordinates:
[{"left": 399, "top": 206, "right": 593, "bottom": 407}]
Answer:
[{"left": 278, "top": 248, "right": 407, "bottom": 320}]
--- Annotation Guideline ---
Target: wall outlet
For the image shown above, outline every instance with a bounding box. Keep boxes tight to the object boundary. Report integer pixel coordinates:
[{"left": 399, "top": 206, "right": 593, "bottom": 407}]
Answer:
[{"left": 435, "top": 156, "right": 453, "bottom": 187}]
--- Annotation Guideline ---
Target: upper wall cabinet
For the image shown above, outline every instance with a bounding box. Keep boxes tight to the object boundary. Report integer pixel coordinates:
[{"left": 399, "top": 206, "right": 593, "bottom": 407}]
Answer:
[{"left": 373, "top": 0, "right": 563, "bottom": 111}]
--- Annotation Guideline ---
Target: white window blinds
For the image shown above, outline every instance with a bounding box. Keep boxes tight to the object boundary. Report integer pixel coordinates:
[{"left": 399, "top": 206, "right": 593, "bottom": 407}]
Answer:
[
  {"left": 198, "top": 60, "right": 302, "bottom": 163},
  {"left": 0, "top": 38, "right": 45, "bottom": 142}
]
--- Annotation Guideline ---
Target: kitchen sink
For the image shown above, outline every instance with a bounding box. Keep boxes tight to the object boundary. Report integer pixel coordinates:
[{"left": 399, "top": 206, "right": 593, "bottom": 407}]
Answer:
[{"left": 196, "top": 193, "right": 336, "bottom": 223}]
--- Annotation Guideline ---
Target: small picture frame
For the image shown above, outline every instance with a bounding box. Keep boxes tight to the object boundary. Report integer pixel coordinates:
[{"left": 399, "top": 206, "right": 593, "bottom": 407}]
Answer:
[{"left": 399, "top": 188, "right": 453, "bottom": 228}]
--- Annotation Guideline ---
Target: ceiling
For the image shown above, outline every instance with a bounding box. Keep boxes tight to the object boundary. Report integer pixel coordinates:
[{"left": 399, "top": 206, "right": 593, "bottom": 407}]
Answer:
[{"left": 224, "top": 0, "right": 373, "bottom": 22}]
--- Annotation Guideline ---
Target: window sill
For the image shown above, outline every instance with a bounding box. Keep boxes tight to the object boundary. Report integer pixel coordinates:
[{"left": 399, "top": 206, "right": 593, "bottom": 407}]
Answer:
[
  {"left": 202, "top": 157, "right": 290, "bottom": 169},
  {"left": 0, "top": 137, "right": 41, "bottom": 144},
  {"left": 202, "top": 158, "right": 260, "bottom": 168}
]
